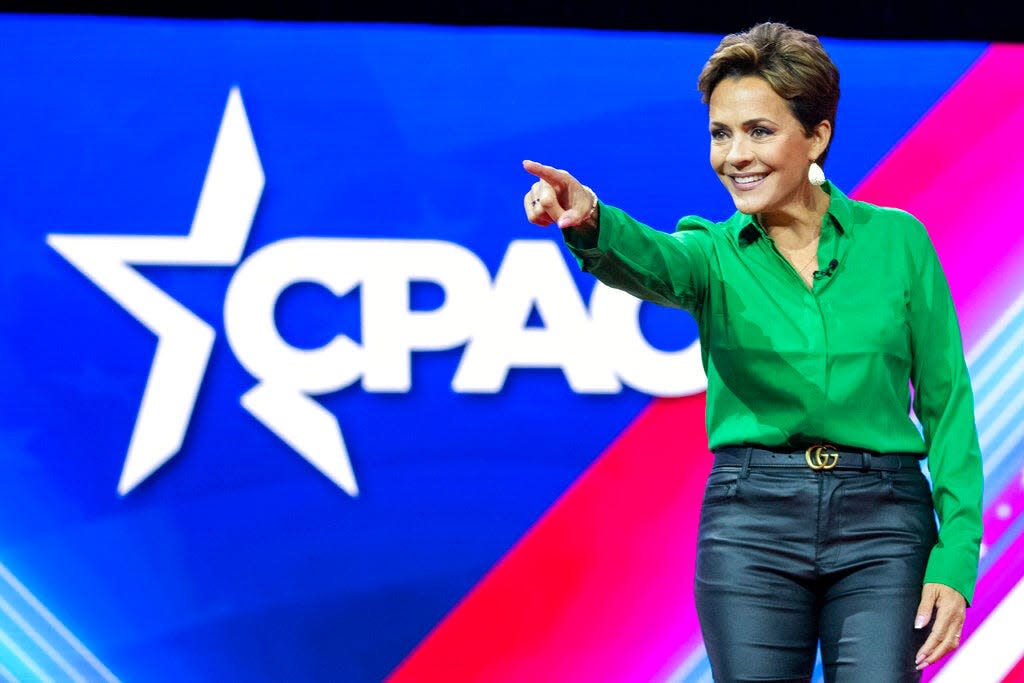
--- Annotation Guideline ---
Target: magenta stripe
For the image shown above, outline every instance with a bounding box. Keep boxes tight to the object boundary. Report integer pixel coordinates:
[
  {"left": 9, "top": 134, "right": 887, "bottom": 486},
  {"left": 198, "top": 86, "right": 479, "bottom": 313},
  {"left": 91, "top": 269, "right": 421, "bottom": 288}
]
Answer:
[{"left": 853, "top": 45, "right": 1024, "bottom": 347}]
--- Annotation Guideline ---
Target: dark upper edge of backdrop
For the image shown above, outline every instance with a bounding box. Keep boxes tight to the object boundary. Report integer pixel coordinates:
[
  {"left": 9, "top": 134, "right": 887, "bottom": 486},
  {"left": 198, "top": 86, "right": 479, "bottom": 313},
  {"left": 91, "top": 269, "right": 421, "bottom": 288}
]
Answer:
[{"left": 1, "top": 0, "right": 1023, "bottom": 42}]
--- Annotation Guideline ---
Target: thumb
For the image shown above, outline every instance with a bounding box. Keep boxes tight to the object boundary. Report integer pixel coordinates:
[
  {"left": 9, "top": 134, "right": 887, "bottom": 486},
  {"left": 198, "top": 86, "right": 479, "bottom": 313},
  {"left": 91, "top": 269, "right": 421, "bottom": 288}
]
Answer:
[
  {"left": 557, "top": 208, "right": 583, "bottom": 228},
  {"left": 915, "top": 584, "right": 938, "bottom": 629}
]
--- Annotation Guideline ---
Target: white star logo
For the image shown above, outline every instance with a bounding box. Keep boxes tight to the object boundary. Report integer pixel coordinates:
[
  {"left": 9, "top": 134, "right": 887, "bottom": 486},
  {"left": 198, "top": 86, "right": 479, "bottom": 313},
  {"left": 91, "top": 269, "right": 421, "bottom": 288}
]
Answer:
[{"left": 47, "top": 88, "right": 358, "bottom": 497}]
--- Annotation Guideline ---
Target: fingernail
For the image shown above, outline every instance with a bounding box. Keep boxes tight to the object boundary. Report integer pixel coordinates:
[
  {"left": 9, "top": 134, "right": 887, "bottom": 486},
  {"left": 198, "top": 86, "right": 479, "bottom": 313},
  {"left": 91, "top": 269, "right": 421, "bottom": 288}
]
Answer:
[
  {"left": 917, "top": 662, "right": 929, "bottom": 671},
  {"left": 914, "top": 615, "right": 927, "bottom": 629},
  {"left": 915, "top": 654, "right": 924, "bottom": 665}
]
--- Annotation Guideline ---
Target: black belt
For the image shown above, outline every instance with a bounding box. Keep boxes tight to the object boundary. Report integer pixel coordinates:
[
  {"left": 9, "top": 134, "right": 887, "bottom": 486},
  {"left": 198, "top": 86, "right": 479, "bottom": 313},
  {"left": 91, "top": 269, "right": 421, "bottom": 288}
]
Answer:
[{"left": 713, "top": 445, "right": 924, "bottom": 472}]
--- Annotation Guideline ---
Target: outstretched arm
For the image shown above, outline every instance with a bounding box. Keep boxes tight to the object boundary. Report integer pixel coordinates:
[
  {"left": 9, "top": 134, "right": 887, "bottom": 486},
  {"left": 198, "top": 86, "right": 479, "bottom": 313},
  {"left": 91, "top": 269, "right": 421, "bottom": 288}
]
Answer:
[{"left": 521, "top": 160, "right": 713, "bottom": 314}]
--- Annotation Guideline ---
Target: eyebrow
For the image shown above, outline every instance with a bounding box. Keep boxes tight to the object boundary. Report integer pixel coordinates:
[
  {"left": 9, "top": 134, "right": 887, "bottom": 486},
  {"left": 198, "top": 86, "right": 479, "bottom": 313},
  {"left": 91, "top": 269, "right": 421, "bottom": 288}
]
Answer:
[{"left": 709, "top": 118, "right": 778, "bottom": 128}]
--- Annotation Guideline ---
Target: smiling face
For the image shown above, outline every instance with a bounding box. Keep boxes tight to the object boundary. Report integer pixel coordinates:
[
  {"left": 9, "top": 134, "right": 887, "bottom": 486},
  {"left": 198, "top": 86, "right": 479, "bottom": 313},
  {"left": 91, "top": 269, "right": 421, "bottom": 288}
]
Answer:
[{"left": 708, "top": 75, "right": 830, "bottom": 219}]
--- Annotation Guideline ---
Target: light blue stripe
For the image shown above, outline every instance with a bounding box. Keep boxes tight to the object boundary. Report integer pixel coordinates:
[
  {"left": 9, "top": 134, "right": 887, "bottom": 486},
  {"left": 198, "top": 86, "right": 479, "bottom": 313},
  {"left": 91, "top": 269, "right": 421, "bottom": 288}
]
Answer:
[
  {"left": 967, "top": 293, "right": 1024, "bottom": 397},
  {"left": 982, "top": 443, "right": 1023, "bottom": 508},
  {"left": 0, "top": 564, "right": 119, "bottom": 682}
]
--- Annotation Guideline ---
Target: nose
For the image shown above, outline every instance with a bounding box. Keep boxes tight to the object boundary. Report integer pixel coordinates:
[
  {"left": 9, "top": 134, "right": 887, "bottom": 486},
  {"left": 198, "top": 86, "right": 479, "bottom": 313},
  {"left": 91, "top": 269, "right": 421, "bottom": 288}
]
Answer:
[{"left": 725, "top": 136, "right": 753, "bottom": 169}]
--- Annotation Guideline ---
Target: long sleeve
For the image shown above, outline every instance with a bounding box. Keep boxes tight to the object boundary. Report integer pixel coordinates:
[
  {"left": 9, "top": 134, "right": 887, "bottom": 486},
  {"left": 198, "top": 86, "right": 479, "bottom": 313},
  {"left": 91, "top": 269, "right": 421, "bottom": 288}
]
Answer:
[
  {"left": 906, "top": 219, "right": 984, "bottom": 605},
  {"left": 561, "top": 202, "right": 713, "bottom": 315}
]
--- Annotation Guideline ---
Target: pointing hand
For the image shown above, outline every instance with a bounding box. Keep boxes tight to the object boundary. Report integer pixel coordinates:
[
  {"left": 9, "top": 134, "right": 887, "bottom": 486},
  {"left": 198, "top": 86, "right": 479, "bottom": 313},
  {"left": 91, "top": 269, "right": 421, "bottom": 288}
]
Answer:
[{"left": 522, "top": 160, "right": 598, "bottom": 229}]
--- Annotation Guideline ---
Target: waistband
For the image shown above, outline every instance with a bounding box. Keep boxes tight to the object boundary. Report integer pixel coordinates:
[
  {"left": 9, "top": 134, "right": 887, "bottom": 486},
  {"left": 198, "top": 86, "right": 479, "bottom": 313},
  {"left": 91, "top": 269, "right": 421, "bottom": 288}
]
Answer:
[{"left": 713, "top": 445, "right": 924, "bottom": 473}]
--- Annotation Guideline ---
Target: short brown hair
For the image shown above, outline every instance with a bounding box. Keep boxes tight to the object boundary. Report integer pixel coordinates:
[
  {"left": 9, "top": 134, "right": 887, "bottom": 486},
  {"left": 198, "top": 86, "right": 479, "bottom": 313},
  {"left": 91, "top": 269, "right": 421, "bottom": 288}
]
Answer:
[{"left": 697, "top": 22, "right": 840, "bottom": 166}]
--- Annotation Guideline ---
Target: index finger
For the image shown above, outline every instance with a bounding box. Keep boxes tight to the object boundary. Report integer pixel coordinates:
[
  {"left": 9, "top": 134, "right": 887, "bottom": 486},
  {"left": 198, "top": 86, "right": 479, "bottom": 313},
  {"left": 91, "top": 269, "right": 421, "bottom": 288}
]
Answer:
[{"left": 523, "top": 159, "right": 567, "bottom": 187}]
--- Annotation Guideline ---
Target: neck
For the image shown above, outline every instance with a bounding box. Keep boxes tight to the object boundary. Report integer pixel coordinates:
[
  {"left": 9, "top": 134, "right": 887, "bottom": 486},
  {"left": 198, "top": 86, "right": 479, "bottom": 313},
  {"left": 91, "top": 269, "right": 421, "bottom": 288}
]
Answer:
[{"left": 759, "top": 182, "right": 830, "bottom": 247}]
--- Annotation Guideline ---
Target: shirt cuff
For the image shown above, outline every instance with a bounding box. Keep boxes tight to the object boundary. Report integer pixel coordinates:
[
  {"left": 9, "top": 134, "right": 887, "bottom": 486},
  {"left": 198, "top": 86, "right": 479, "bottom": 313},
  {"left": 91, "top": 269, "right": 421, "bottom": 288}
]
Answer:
[
  {"left": 923, "top": 544, "right": 978, "bottom": 606},
  {"left": 560, "top": 200, "right": 606, "bottom": 253}
]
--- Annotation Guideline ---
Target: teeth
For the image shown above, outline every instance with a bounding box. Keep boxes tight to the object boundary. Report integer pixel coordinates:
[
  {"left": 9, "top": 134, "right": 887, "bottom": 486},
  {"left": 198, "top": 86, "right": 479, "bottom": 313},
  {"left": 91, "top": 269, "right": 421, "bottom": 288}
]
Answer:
[{"left": 734, "top": 174, "right": 766, "bottom": 184}]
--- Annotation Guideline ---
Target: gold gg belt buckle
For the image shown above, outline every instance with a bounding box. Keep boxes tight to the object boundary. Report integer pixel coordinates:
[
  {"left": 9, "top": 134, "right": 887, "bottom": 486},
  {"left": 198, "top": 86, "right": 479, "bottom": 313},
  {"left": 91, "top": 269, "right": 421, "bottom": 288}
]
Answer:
[{"left": 805, "top": 444, "right": 840, "bottom": 471}]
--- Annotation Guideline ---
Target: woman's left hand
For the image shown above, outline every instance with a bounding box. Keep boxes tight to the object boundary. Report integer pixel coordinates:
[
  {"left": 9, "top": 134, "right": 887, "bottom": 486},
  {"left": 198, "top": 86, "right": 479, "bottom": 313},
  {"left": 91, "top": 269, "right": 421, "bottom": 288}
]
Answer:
[{"left": 914, "top": 582, "right": 967, "bottom": 670}]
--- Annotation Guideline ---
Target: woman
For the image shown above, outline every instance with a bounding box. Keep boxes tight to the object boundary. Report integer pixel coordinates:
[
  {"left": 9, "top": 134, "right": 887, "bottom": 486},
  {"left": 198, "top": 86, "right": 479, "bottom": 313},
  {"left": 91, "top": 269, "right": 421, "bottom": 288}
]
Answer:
[{"left": 522, "top": 22, "right": 982, "bottom": 682}]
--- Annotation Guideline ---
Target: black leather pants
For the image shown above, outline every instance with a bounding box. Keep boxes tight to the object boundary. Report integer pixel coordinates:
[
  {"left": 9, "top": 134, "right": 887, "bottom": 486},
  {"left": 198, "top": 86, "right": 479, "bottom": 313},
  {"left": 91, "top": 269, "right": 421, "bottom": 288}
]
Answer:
[{"left": 694, "top": 449, "right": 938, "bottom": 682}]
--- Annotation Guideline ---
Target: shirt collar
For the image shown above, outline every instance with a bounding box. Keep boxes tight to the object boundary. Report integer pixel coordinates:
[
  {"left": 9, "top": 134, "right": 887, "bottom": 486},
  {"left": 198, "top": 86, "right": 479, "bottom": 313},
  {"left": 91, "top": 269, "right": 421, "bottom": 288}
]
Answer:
[{"left": 730, "top": 180, "right": 854, "bottom": 246}]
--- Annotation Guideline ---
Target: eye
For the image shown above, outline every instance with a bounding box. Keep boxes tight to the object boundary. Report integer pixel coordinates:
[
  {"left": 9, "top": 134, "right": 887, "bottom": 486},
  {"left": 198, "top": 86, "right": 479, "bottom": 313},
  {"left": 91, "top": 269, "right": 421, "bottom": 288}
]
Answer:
[
  {"left": 750, "top": 126, "right": 774, "bottom": 139},
  {"left": 710, "top": 129, "right": 729, "bottom": 141}
]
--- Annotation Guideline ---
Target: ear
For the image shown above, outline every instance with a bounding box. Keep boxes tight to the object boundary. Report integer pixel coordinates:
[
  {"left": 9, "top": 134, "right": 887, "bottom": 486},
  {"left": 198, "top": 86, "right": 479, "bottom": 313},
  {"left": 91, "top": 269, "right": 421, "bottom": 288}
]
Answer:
[{"left": 809, "top": 119, "right": 832, "bottom": 162}]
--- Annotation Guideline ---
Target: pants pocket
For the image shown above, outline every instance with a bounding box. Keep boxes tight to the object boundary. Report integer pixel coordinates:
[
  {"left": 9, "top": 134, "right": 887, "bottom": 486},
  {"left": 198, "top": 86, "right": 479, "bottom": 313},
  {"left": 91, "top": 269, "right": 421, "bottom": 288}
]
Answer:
[
  {"left": 837, "top": 471, "right": 937, "bottom": 563},
  {"left": 702, "top": 468, "right": 740, "bottom": 506}
]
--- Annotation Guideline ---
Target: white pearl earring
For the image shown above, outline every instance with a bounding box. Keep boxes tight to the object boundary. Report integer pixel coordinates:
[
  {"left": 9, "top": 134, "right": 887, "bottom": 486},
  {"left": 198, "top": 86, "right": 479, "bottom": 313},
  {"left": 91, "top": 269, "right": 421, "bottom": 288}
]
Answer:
[{"left": 808, "top": 162, "right": 826, "bottom": 187}]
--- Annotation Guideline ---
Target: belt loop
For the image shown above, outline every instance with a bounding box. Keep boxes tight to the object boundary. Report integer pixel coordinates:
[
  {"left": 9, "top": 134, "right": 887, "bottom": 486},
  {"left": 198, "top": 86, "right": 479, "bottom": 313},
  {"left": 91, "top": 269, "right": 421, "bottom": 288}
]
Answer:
[
  {"left": 859, "top": 451, "right": 870, "bottom": 472},
  {"left": 739, "top": 446, "right": 753, "bottom": 480},
  {"left": 896, "top": 454, "right": 904, "bottom": 472}
]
